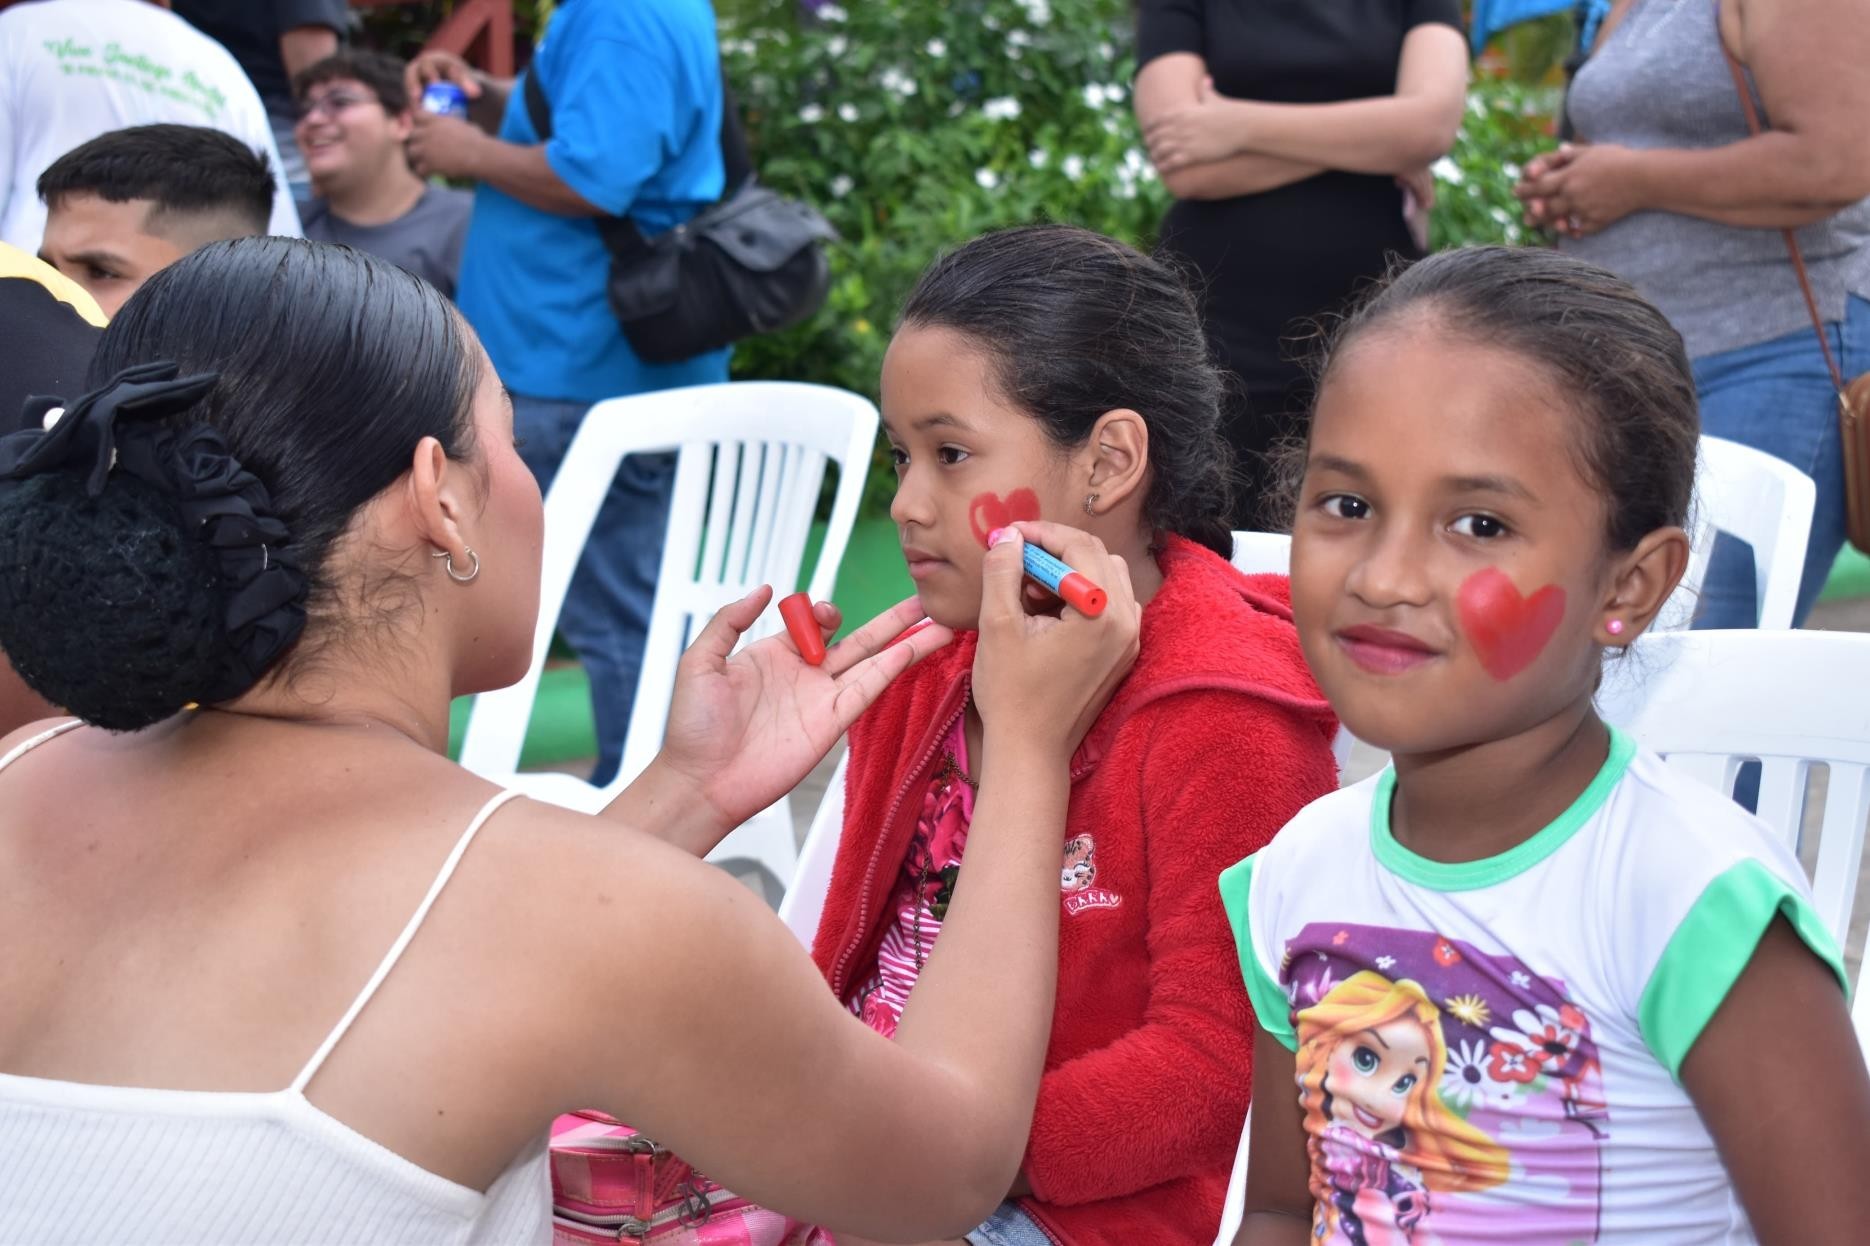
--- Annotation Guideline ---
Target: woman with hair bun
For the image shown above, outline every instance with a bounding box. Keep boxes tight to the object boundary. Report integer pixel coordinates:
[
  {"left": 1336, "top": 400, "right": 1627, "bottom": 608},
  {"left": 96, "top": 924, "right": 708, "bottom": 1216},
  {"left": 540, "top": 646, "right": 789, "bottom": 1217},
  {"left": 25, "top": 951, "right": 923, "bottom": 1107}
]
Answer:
[{"left": 0, "top": 237, "right": 1142, "bottom": 1243}]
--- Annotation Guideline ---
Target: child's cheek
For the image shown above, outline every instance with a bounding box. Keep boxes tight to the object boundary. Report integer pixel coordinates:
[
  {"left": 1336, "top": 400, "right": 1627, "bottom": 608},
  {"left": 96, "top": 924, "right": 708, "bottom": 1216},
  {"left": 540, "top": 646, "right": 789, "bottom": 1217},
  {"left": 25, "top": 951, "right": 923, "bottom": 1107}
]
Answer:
[
  {"left": 967, "top": 487, "right": 1041, "bottom": 548},
  {"left": 1456, "top": 567, "right": 1567, "bottom": 682}
]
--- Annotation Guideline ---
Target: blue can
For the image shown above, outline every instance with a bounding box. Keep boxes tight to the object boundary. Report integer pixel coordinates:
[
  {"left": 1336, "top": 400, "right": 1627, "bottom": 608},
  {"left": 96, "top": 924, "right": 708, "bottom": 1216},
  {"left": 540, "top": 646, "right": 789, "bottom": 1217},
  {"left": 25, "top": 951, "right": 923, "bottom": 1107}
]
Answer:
[{"left": 420, "top": 82, "right": 469, "bottom": 120}]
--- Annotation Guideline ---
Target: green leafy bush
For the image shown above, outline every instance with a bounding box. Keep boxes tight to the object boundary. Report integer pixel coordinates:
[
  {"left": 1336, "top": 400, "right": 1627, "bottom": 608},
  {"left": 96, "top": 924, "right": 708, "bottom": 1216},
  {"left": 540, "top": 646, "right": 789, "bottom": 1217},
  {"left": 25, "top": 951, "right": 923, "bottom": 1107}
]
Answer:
[
  {"left": 718, "top": 0, "right": 1167, "bottom": 426},
  {"left": 1429, "top": 78, "right": 1562, "bottom": 251}
]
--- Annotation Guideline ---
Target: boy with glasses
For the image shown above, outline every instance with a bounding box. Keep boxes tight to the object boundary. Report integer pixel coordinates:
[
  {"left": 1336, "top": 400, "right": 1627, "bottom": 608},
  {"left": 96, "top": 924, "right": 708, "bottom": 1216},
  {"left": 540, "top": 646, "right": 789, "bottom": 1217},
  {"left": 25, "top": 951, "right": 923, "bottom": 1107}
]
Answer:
[{"left": 294, "top": 51, "right": 471, "bottom": 299}]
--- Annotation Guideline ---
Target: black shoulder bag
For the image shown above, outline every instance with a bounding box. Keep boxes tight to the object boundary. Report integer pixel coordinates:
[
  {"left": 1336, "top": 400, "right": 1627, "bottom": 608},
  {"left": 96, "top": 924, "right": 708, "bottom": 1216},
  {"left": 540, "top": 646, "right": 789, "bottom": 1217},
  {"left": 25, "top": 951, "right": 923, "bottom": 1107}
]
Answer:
[{"left": 523, "top": 65, "right": 836, "bottom": 364}]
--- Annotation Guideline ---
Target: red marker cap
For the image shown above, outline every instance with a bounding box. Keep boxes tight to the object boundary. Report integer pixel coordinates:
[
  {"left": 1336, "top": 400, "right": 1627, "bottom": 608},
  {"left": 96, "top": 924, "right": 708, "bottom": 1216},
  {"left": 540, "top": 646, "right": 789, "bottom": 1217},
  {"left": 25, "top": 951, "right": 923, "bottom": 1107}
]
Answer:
[
  {"left": 1056, "top": 572, "right": 1107, "bottom": 618},
  {"left": 778, "top": 591, "right": 827, "bottom": 666}
]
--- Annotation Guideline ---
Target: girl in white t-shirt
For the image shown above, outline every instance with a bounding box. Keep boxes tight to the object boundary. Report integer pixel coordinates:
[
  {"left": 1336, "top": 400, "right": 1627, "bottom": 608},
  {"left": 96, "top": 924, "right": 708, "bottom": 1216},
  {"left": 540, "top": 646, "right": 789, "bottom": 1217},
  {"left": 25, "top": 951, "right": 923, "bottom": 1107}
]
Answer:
[{"left": 1222, "top": 245, "right": 1869, "bottom": 1245}]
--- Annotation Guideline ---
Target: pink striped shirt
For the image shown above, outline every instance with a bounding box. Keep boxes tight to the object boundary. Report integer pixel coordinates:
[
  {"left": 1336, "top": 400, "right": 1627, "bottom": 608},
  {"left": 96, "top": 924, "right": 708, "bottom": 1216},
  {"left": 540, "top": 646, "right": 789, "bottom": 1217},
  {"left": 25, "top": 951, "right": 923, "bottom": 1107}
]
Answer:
[{"left": 847, "top": 718, "right": 974, "bottom": 1037}]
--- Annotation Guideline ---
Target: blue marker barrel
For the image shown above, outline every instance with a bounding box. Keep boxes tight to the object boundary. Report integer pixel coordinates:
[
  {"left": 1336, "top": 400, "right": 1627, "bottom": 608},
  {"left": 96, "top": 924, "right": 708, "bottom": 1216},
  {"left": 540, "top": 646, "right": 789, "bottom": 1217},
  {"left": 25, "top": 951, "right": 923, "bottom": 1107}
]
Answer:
[{"left": 1022, "top": 543, "right": 1107, "bottom": 617}]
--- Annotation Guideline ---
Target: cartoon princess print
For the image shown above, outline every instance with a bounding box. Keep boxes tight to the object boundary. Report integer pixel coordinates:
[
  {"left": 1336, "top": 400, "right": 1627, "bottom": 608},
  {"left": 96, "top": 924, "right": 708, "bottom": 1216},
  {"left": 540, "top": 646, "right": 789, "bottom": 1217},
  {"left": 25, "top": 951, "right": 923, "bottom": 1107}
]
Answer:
[{"left": 1295, "top": 971, "right": 1510, "bottom": 1245}]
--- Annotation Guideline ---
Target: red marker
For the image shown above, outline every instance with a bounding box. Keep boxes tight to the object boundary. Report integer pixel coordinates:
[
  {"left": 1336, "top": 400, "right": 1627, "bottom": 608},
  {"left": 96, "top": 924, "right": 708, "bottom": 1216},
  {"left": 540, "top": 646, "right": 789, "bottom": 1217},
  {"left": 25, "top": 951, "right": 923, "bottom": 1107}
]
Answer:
[
  {"left": 1020, "top": 542, "right": 1108, "bottom": 618},
  {"left": 778, "top": 591, "right": 826, "bottom": 666}
]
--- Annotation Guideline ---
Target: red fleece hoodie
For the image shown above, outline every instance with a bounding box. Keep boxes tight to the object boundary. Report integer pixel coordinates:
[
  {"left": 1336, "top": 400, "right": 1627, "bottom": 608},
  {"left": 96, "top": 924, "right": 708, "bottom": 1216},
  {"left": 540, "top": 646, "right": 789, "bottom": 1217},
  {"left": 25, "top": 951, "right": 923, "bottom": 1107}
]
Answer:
[{"left": 811, "top": 537, "right": 1339, "bottom": 1244}]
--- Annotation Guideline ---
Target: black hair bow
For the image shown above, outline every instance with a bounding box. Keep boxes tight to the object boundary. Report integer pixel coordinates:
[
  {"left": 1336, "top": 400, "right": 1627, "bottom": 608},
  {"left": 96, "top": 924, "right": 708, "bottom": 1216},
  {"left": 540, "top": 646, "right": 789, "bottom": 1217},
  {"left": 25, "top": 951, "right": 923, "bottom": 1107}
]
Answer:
[{"left": 0, "top": 363, "right": 309, "bottom": 704}]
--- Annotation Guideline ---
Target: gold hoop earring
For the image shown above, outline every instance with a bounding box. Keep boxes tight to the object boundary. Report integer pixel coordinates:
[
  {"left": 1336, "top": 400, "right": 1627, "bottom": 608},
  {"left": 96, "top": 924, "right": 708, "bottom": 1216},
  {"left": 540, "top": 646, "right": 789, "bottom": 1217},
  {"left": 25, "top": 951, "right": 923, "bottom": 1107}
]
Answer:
[
  {"left": 432, "top": 547, "right": 480, "bottom": 584},
  {"left": 1083, "top": 493, "right": 1100, "bottom": 515}
]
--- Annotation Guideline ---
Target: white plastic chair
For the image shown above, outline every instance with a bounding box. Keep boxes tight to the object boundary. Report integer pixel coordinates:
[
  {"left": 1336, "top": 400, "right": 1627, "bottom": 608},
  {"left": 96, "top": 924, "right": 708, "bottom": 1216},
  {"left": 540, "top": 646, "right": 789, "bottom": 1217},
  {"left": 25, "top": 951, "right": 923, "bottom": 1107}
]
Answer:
[
  {"left": 1604, "top": 630, "right": 1870, "bottom": 1057},
  {"left": 1661, "top": 435, "right": 1816, "bottom": 631},
  {"left": 1229, "top": 530, "right": 1356, "bottom": 777},
  {"left": 778, "top": 750, "right": 849, "bottom": 947},
  {"left": 457, "top": 381, "right": 879, "bottom": 896},
  {"left": 1229, "top": 530, "right": 1291, "bottom": 578}
]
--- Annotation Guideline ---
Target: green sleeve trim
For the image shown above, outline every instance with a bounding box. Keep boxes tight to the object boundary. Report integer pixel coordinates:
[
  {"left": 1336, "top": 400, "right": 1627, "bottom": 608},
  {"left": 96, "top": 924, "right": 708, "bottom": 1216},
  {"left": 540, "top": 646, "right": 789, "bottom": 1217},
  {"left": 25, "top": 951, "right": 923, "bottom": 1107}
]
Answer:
[
  {"left": 1219, "top": 855, "right": 1297, "bottom": 1052},
  {"left": 1638, "top": 858, "right": 1850, "bottom": 1080}
]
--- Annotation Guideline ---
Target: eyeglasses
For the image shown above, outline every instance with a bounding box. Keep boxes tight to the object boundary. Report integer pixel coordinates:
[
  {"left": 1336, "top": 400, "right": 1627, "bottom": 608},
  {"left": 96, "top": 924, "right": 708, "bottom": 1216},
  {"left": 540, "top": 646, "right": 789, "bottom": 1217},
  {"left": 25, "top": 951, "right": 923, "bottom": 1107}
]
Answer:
[{"left": 294, "top": 90, "right": 378, "bottom": 122}]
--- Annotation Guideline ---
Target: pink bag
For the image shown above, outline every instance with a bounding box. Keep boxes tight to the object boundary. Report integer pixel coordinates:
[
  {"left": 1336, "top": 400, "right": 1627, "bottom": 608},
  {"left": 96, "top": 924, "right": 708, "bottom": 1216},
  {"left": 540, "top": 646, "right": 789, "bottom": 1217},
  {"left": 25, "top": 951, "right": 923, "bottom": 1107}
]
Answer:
[{"left": 549, "top": 1110, "right": 832, "bottom": 1245}]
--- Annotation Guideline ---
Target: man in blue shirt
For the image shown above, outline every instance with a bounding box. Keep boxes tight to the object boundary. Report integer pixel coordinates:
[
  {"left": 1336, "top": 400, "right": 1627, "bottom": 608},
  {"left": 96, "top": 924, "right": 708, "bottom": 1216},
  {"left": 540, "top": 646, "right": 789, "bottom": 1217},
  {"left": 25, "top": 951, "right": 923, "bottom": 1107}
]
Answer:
[{"left": 408, "top": 0, "right": 728, "bottom": 787}]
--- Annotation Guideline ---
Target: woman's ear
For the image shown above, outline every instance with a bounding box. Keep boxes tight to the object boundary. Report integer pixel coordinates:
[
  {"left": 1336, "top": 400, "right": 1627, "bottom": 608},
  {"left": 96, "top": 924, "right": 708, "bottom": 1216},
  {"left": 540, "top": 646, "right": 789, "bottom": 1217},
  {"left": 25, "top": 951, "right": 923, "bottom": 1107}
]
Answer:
[
  {"left": 1598, "top": 526, "right": 1692, "bottom": 646},
  {"left": 401, "top": 435, "right": 473, "bottom": 564},
  {"left": 1082, "top": 408, "right": 1149, "bottom": 516}
]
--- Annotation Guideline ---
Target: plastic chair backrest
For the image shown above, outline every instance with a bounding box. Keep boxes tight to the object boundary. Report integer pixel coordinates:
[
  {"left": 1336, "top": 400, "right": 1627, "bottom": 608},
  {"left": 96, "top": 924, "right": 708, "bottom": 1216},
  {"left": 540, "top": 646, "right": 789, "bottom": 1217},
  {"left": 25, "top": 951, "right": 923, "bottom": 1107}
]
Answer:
[
  {"left": 1229, "top": 530, "right": 1356, "bottom": 777},
  {"left": 458, "top": 381, "right": 878, "bottom": 800},
  {"left": 1605, "top": 628, "right": 1870, "bottom": 1054},
  {"left": 1229, "top": 530, "right": 1292, "bottom": 578},
  {"left": 778, "top": 750, "right": 849, "bottom": 947},
  {"left": 1662, "top": 435, "right": 1816, "bottom": 630}
]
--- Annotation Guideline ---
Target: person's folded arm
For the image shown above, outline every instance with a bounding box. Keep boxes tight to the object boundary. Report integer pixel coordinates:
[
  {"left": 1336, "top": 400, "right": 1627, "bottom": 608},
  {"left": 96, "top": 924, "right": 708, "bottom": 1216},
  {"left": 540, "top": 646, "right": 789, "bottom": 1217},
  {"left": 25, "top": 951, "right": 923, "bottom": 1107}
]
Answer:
[
  {"left": 1622, "top": 0, "right": 1870, "bottom": 221},
  {"left": 1141, "top": 26, "right": 1465, "bottom": 181},
  {"left": 1135, "top": 53, "right": 1323, "bottom": 200}
]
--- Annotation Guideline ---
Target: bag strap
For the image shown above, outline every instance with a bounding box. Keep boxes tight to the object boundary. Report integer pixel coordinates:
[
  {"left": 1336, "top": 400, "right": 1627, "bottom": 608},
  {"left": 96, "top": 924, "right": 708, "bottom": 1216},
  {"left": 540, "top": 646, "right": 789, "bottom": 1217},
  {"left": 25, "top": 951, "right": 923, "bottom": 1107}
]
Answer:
[
  {"left": 1718, "top": 26, "right": 1849, "bottom": 394},
  {"left": 519, "top": 58, "right": 754, "bottom": 262}
]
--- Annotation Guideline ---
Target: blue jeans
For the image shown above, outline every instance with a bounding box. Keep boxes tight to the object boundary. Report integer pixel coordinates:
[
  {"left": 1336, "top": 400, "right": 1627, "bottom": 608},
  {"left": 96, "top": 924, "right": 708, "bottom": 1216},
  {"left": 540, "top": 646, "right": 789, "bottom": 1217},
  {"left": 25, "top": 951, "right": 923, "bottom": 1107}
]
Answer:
[
  {"left": 1690, "top": 293, "right": 1868, "bottom": 628},
  {"left": 966, "top": 1202, "right": 1052, "bottom": 1246},
  {"left": 513, "top": 395, "right": 675, "bottom": 787}
]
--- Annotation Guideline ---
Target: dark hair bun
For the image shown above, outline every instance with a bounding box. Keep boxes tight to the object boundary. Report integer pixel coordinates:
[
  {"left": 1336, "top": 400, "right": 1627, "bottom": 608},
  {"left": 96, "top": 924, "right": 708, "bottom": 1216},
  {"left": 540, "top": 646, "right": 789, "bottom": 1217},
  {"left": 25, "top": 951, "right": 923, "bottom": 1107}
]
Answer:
[{"left": 0, "top": 470, "right": 228, "bottom": 730}]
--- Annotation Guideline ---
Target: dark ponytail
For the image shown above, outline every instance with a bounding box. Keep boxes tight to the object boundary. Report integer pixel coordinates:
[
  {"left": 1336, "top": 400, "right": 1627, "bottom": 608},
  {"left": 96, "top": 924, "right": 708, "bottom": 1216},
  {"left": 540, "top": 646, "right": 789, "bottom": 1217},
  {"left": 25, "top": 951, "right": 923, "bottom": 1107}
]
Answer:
[
  {"left": 0, "top": 237, "right": 480, "bottom": 729},
  {"left": 899, "top": 225, "right": 1236, "bottom": 557}
]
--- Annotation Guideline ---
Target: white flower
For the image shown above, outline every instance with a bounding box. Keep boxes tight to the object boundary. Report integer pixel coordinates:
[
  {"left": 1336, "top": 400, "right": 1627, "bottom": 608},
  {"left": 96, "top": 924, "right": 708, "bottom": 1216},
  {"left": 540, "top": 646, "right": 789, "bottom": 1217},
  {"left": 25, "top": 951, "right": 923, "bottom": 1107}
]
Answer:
[
  {"left": 1028, "top": 148, "right": 1049, "bottom": 169},
  {"left": 1098, "top": 41, "right": 1115, "bottom": 59},
  {"left": 829, "top": 174, "right": 854, "bottom": 197},
  {"left": 981, "top": 96, "right": 1021, "bottom": 121},
  {"left": 1007, "top": 29, "right": 1032, "bottom": 48},
  {"left": 1081, "top": 83, "right": 1108, "bottom": 108},
  {"left": 879, "top": 66, "right": 917, "bottom": 96},
  {"left": 1440, "top": 1040, "right": 1491, "bottom": 1112},
  {"left": 838, "top": 102, "right": 860, "bottom": 123},
  {"left": 1432, "top": 156, "right": 1464, "bottom": 185},
  {"left": 1016, "top": 0, "right": 1052, "bottom": 23},
  {"left": 1062, "top": 154, "right": 1085, "bottom": 180},
  {"left": 1502, "top": 161, "right": 1522, "bottom": 180},
  {"left": 816, "top": 3, "right": 847, "bottom": 21},
  {"left": 1123, "top": 147, "right": 1148, "bottom": 175},
  {"left": 1509, "top": 970, "right": 1532, "bottom": 989},
  {"left": 1375, "top": 955, "right": 1396, "bottom": 971},
  {"left": 798, "top": 103, "right": 825, "bottom": 124},
  {"left": 826, "top": 35, "right": 848, "bottom": 57},
  {"left": 975, "top": 167, "right": 999, "bottom": 189},
  {"left": 1101, "top": 113, "right": 1121, "bottom": 135},
  {"left": 926, "top": 38, "right": 947, "bottom": 57}
]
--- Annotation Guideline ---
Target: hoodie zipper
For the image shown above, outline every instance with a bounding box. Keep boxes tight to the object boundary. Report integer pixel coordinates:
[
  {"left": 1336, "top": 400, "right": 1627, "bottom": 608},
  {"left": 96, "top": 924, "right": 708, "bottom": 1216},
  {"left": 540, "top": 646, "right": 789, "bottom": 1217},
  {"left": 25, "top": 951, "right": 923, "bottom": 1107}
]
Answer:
[{"left": 830, "top": 680, "right": 969, "bottom": 999}]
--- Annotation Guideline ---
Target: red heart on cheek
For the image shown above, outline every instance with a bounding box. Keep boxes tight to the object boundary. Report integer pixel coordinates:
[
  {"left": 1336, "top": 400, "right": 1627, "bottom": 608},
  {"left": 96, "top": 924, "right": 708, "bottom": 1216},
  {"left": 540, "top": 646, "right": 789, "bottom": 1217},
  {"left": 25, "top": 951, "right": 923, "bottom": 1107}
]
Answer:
[
  {"left": 1457, "top": 568, "right": 1567, "bottom": 682},
  {"left": 968, "top": 488, "right": 1041, "bottom": 548}
]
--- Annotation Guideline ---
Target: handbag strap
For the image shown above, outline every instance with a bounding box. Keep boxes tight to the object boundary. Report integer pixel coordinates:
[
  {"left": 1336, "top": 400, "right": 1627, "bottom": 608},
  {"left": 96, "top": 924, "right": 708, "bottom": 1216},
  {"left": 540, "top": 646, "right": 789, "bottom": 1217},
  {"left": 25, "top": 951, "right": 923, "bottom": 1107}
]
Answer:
[
  {"left": 1718, "top": 26, "right": 1849, "bottom": 394},
  {"left": 519, "top": 59, "right": 755, "bottom": 262}
]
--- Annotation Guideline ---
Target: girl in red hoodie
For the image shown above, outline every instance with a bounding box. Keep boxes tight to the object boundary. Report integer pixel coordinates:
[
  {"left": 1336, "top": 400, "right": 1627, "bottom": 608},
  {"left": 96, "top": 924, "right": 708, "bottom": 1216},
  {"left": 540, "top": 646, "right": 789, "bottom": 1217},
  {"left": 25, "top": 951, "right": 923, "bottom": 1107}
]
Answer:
[{"left": 819, "top": 225, "right": 1340, "bottom": 1245}]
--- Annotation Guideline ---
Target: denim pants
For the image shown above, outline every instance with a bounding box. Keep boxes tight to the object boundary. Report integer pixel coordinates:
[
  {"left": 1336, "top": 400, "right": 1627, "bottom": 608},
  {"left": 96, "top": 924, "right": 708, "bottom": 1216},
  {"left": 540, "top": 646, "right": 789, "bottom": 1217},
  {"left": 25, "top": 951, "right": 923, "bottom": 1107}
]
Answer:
[
  {"left": 513, "top": 394, "right": 675, "bottom": 787},
  {"left": 965, "top": 1202, "right": 1052, "bottom": 1246},
  {"left": 1690, "top": 293, "right": 1868, "bottom": 629}
]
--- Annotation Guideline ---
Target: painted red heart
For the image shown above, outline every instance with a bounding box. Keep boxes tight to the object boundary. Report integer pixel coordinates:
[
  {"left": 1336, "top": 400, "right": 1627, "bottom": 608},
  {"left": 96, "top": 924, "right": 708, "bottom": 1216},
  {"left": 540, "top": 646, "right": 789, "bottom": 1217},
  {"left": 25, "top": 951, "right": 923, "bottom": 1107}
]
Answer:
[
  {"left": 1457, "top": 568, "right": 1566, "bottom": 682},
  {"left": 968, "top": 488, "right": 1040, "bottom": 548}
]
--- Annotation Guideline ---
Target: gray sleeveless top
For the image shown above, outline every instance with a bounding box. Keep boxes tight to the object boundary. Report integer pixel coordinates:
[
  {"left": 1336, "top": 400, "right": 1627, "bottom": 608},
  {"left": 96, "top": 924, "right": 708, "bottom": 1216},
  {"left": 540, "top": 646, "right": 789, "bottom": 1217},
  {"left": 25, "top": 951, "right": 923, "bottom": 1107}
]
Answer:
[{"left": 1562, "top": 0, "right": 1870, "bottom": 358}]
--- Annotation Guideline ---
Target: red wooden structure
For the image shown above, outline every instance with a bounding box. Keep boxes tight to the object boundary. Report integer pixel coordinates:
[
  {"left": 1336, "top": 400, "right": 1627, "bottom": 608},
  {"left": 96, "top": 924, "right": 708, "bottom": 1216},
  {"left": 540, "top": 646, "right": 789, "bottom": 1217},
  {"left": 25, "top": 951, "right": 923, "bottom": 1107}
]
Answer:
[{"left": 351, "top": 0, "right": 516, "bottom": 77}]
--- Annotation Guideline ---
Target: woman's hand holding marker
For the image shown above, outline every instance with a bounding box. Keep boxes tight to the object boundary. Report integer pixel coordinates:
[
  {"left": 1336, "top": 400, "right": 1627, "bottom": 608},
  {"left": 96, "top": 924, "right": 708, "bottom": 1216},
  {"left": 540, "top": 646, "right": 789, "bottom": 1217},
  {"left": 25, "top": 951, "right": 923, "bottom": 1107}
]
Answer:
[
  {"left": 993, "top": 529, "right": 1108, "bottom": 617},
  {"left": 972, "top": 522, "right": 1140, "bottom": 761},
  {"left": 640, "top": 589, "right": 954, "bottom": 853}
]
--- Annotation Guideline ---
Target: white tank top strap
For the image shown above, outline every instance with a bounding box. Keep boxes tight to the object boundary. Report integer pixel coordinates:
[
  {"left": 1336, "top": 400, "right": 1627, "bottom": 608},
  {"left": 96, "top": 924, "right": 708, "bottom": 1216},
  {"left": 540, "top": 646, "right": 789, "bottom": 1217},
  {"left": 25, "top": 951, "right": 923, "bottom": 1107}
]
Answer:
[
  {"left": 289, "top": 787, "right": 525, "bottom": 1094},
  {"left": 0, "top": 719, "right": 83, "bottom": 774}
]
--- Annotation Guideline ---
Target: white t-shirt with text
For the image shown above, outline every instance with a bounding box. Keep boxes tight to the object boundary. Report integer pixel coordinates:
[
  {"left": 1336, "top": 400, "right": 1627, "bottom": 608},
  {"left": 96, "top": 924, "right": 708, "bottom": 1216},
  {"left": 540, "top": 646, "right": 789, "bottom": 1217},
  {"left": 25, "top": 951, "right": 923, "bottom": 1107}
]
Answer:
[{"left": 0, "top": 0, "right": 300, "bottom": 251}]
